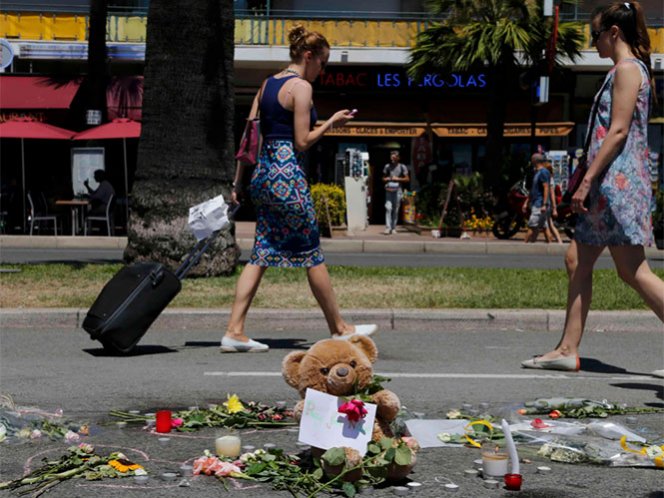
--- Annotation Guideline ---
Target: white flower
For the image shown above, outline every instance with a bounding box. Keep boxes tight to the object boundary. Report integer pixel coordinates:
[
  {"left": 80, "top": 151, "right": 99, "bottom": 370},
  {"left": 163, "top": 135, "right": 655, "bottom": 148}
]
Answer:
[
  {"left": 239, "top": 452, "right": 255, "bottom": 463},
  {"left": 64, "top": 430, "right": 80, "bottom": 443},
  {"left": 254, "top": 449, "right": 266, "bottom": 456},
  {"left": 446, "top": 409, "right": 462, "bottom": 419},
  {"left": 437, "top": 432, "right": 452, "bottom": 442},
  {"left": 134, "top": 468, "right": 147, "bottom": 476},
  {"left": 645, "top": 445, "right": 664, "bottom": 459},
  {"left": 30, "top": 429, "right": 42, "bottom": 439}
]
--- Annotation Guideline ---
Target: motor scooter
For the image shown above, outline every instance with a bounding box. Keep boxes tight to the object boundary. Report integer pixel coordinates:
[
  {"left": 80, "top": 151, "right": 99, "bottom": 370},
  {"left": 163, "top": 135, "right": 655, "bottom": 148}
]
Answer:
[{"left": 492, "top": 180, "right": 577, "bottom": 240}]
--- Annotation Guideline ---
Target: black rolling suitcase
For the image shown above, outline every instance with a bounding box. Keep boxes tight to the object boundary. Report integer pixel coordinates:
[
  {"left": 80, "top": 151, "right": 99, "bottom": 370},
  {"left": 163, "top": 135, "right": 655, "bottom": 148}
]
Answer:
[{"left": 83, "top": 206, "right": 237, "bottom": 354}]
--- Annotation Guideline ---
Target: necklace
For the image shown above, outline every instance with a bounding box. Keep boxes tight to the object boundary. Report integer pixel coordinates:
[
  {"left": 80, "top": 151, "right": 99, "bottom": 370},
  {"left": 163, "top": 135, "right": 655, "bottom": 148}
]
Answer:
[{"left": 283, "top": 68, "right": 302, "bottom": 78}]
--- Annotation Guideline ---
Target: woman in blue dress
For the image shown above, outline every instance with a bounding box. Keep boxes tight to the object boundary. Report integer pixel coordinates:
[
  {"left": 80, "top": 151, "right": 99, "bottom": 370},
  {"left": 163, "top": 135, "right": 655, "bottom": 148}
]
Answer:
[
  {"left": 221, "top": 25, "right": 377, "bottom": 352},
  {"left": 522, "top": 1, "right": 664, "bottom": 374}
]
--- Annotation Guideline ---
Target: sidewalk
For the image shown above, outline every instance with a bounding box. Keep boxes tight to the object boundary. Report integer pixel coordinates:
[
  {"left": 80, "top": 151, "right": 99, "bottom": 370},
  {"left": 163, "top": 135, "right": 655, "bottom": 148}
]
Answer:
[{"left": 5, "top": 223, "right": 660, "bottom": 257}]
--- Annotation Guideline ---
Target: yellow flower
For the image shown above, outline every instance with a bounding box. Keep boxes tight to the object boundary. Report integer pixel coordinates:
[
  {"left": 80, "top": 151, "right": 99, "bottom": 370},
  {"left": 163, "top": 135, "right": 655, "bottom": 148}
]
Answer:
[
  {"left": 223, "top": 394, "right": 245, "bottom": 414},
  {"left": 108, "top": 459, "right": 143, "bottom": 473}
]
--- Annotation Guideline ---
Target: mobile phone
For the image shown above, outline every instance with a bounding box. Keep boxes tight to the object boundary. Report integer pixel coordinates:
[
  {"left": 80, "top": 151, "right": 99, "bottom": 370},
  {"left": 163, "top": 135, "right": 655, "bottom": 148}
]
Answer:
[{"left": 348, "top": 109, "right": 358, "bottom": 116}]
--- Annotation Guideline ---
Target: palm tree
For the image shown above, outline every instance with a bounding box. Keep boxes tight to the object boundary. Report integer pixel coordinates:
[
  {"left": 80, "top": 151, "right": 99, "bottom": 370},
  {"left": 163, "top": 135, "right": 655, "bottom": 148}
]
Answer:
[
  {"left": 408, "top": 0, "right": 584, "bottom": 190},
  {"left": 124, "top": 0, "right": 238, "bottom": 276}
]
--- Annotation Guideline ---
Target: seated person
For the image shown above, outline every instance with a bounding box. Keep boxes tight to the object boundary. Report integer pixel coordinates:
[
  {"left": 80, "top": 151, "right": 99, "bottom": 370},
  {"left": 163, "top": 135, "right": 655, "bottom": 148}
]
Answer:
[{"left": 84, "top": 169, "right": 115, "bottom": 215}]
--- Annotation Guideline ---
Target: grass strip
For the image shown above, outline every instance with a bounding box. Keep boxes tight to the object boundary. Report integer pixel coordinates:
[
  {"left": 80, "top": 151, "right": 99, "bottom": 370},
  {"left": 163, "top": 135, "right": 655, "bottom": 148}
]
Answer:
[{"left": 1, "top": 263, "right": 662, "bottom": 310}]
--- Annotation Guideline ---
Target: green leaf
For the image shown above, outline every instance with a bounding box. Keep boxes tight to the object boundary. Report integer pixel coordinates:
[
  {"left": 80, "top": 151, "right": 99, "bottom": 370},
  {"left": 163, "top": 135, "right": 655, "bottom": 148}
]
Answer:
[
  {"left": 394, "top": 446, "right": 412, "bottom": 466},
  {"left": 379, "top": 437, "right": 393, "bottom": 451},
  {"left": 342, "top": 481, "right": 357, "bottom": 497},
  {"left": 322, "top": 447, "right": 346, "bottom": 467},
  {"left": 367, "top": 443, "right": 381, "bottom": 454},
  {"left": 312, "top": 467, "right": 324, "bottom": 480},
  {"left": 245, "top": 462, "right": 266, "bottom": 475},
  {"left": 384, "top": 448, "right": 396, "bottom": 463}
]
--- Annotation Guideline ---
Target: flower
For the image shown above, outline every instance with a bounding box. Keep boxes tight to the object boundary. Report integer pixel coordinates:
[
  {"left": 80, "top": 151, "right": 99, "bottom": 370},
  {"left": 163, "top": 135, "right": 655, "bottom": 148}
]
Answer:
[
  {"left": 223, "top": 394, "right": 245, "bottom": 414},
  {"left": 338, "top": 399, "right": 368, "bottom": 423},
  {"left": 108, "top": 458, "right": 143, "bottom": 473},
  {"left": 446, "top": 409, "right": 462, "bottom": 419},
  {"left": 531, "top": 418, "right": 551, "bottom": 429},
  {"left": 64, "top": 430, "right": 80, "bottom": 443},
  {"left": 30, "top": 429, "right": 42, "bottom": 439},
  {"left": 548, "top": 410, "right": 562, "bottom": 419},
  {"left": 78, "top": 443, "right": 94, "bottom": 453},
  {"left": 193, "top": 455, "right": 243, "bottom": 478},
  {"left": 171, "top": 418, "right": 184, "bottom": 428}
]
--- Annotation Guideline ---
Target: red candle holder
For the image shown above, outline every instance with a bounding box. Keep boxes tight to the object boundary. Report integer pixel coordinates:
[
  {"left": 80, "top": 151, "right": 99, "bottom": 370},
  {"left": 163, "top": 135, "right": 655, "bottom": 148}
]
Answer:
[
  {"left": 155, "top": 410, "right": 172, "bottom": 433},
  {"left": 504, "top": 473, "right": 523, "bottom": 491}
]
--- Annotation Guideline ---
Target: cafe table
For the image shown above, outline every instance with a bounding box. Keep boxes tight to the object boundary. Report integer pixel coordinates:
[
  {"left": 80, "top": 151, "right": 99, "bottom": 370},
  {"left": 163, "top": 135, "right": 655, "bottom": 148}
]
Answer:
[{"left": 55, "top": 198, "right": 90, "bottom": 236}]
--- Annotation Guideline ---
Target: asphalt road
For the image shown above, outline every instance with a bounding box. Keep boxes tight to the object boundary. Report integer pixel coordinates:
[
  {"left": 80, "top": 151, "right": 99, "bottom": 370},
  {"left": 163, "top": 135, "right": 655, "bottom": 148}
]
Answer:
[
  {"left": 2, "top": 247, "right": 664, "bottom": 270},
  {"left": 1, "top": 318, "right": 662, "bottom": 497}
]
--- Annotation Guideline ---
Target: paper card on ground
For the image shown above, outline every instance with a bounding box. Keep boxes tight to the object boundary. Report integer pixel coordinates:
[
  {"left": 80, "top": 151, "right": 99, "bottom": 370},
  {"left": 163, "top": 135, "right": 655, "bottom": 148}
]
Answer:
[
  {"left": 405, "top": 419, "right": 470, "bottom": 447},
  {"left": 298, "top": 388, "right": 376, "bottom": 456}
]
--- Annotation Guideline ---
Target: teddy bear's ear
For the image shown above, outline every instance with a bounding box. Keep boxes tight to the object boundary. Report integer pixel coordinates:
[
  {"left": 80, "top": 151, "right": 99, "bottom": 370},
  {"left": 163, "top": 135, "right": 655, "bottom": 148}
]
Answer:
[
  {"left": 282, "top": 351, "right": 307, "bottom": 388},
  {"left": 348, "top": 336, "right": 378, "bottom": 363}
]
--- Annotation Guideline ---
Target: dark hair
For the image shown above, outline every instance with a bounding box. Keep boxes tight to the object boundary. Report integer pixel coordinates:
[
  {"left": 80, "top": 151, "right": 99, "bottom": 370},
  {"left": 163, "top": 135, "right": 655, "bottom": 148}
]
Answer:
[
  {"left": 288, "top": 25, "right": 330, "bottom": 61},
  {"left": 594, "top": 2, "right": 653, "bottom": 83},
  {"left": 94, "top": 169, "right": 106, "bottom": 181}
]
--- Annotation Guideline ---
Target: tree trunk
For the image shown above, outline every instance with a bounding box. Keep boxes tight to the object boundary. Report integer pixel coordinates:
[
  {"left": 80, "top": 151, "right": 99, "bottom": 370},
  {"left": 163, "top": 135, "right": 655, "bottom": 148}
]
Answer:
[{"left": 124, "top": 0, "right": 239, "bottom": 276}]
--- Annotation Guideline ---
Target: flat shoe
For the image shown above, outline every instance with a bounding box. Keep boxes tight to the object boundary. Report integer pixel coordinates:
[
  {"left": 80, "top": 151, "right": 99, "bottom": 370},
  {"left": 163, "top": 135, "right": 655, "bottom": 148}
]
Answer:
[
  {"left": 521, "top": 355, "right": 579, "bottom": 372},
  {"left": 333, "top": 324, "right": 378, "bottom": 340},
  {"left": 220, "top": 336, "right": 269, "bottom": 353}
]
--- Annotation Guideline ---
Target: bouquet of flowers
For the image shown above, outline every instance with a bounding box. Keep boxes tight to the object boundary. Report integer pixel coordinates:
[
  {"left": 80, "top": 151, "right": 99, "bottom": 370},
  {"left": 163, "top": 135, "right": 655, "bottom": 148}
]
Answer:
[
  {"left": 517, "top": 398, "right": 664, "bottom": 419},
  {"left": 0, "top": 444, "right": 145, "bottom": 496},
  {"left": 110, "top": 394, "right": 295, "bottom": 431}
]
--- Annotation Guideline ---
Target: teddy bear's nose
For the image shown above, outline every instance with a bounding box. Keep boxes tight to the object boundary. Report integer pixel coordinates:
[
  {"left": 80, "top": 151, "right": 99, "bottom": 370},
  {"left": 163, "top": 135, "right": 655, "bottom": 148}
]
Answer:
[{"left": 336, "top": 367, "right": 349, "bottom": 377}]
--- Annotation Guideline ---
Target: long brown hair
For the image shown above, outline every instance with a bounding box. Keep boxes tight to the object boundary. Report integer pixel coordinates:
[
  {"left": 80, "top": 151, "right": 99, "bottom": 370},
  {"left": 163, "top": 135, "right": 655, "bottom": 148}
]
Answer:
[
  {"left": 288, "top": 25, "right": 330, "bottom": 62},
  {"left": 596, "top": 2, "right": 653, "bottom": 83}
]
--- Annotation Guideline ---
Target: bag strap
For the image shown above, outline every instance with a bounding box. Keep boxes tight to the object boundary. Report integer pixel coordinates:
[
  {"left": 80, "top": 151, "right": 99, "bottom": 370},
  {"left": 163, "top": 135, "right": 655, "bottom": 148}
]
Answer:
[
  {"left": 582, "top": 75, "right": 611, "bottom": 154},
  {"left": 250, "top": 80, "right": 267, "bottom": 120}
]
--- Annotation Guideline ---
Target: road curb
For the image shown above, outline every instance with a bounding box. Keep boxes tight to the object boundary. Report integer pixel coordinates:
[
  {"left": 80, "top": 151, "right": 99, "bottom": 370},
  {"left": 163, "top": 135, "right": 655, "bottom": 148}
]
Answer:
[{"left": 2, "top": 308, "right": 661, "bottom": 334}]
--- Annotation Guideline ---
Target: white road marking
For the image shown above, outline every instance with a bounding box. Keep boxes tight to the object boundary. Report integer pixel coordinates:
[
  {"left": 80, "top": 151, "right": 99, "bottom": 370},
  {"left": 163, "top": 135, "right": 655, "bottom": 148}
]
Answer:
[{"left": 203, "top": 371, "right": 654, "bottom": 381}]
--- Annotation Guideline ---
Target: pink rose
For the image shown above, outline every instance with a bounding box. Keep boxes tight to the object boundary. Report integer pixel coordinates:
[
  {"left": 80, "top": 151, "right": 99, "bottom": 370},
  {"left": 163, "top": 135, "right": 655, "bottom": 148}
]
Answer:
[
  {"left": 531, "top": 418, "right": 551, "bottom": 429},
  {"left": 213, "top": 461, "right": 243, "bottom": 477},
  {"left": 171, "top": 418, "right": 183, "bottom": 428},
  {"left": 338, "top": 399, "right": 368, "bottom": 423}
]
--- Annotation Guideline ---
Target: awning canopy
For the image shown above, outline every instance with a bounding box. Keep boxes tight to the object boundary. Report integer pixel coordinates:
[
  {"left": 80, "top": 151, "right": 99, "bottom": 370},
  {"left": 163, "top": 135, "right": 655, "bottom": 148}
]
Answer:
[
  {"left": 317, "top": 121, "right": 575, "bottom": 138},
  {"left": 0, "top": 76, "right": 80, "bottom": 110}
]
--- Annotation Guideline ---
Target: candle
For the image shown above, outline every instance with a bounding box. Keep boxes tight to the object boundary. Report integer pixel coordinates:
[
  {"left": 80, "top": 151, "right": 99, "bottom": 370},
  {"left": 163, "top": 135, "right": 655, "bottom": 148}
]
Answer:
[
  {"left": 501, "top": 419, "right": 520, "bottom": 475},
  {"left": 443, "top": 483, "right": 459, "bottom": 492},
  {"left": 215, "top": 435, "right": 241, "bottom": 458},
  {"left": 155, "top": 410, "right": 172, "bottom": 433},
  {"left": 481, "top": 444, "right": 508, "bottom": 478},
  {"left": 504, "top": 473, "right": 523, "bottom": 491}
]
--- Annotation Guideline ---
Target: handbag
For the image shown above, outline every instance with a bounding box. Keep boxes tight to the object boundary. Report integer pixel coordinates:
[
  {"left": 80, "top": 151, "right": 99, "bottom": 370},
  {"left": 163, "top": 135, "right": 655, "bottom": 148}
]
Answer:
[
  {"left": 562, "top": 77, "right": 610, "bottom": 204},
  {"left": 235, "top": 83, "right": 265, "bottom": 166}
]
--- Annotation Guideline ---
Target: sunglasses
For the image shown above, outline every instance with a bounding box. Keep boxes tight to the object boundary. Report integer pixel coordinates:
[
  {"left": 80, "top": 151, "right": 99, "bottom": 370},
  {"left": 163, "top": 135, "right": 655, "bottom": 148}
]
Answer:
[{"left": 591, "top": 28, "right": 608, "bottom": 43}]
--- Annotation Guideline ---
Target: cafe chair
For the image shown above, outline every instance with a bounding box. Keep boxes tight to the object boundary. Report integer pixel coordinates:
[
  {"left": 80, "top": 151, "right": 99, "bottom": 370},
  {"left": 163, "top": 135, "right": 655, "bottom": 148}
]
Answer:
[
  {"left": 84, "top": 193, "right": 115, "bottom": 236},
  {"left": 27, "top": 191, "right": 60, "bottom": 236}
]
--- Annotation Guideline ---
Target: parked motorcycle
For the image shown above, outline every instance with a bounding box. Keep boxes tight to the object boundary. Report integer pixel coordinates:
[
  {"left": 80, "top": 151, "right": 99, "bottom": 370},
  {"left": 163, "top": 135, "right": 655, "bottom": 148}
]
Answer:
[{"left": 492, "top": 179, "right": 576, "bottom": 240}]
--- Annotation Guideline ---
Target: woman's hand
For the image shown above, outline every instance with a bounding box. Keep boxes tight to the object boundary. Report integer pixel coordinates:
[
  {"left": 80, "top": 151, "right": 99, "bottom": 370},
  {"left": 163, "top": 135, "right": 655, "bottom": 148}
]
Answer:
[
  {"left": 231, "top": 189, "right": 239, "bottom": 204},
  {"left": 330, "top": 109, "right": 356, "bottom": 129},
  {"left": 571, "top": 179, "right": 591, "bottom": 214}
]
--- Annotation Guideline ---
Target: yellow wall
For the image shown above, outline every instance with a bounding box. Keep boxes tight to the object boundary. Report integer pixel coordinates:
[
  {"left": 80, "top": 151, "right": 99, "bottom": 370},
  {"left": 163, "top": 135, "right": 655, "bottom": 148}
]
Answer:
[{"left": 1, "top": 14, "right": 662, "bottom": 52}]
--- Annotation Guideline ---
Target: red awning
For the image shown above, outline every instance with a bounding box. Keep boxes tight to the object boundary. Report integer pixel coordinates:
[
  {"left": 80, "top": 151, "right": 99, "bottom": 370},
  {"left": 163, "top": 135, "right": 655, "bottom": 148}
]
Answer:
[
  {"left": 73, "top": 118, "right": 141, "bottom": 140},
  {"left": 0, "top": 76, "right": 80, "bottom": 110},
  {"left": 0, "top": 116, "right": 74, "bottom": 139}
]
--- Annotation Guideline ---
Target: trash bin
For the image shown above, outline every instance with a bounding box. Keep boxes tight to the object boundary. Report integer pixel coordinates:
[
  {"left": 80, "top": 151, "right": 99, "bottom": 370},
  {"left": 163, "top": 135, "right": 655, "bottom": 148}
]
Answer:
[{"left": 401, "top": 191, "right": 416, "bottom": 224}]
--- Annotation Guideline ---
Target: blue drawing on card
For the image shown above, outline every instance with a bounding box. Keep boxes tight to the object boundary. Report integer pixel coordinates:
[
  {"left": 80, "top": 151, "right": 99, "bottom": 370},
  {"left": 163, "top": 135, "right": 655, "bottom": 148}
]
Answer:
[{"left": 337, "top": 415, "right": 367, "bottom": 439}]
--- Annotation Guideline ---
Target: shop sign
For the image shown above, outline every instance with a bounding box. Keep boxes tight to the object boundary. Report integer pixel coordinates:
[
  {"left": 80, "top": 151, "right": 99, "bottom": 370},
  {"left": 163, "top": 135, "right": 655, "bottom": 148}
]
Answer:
[
  {"left": 433, "top": 122, "right": 574, "bottom": 137},
  {"left": 317, "top": 67, "right": 487, "bottom": 92},
  {"left": 0, "top": 111, "right": 45, "bottom": 123},
  {"left": 322, "top": 122, "right": 427, "bottom": 137}
]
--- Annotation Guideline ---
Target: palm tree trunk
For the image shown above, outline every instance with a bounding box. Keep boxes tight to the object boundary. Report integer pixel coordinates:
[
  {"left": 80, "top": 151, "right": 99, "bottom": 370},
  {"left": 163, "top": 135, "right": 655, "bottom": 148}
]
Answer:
[{"left": 124, "top": 0, "right": 239, "bottom": 276}]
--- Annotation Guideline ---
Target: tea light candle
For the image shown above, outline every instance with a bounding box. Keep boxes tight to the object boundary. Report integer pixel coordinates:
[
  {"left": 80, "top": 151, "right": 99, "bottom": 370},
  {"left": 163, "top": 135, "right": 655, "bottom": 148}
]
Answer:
[
  {"left": 161, "top": 472, "right": 177, "bottom": 481},
  {"left": 444, "top": 483, "right": 459, "bottom": 492},
  {"left": 263, "top": 443, "right": 276, "bottom": 450},
  {"left": 215, "top": 435, "right": 241, "bottom": 458},
  {"left": 242, "top": 445, "right": 256, "bottom": 452},
  {"left": 481, "top": 446, "right": 508, "bottom": 478},
  {"left": 180, "top": 464, "right": 193, "bottom": 476},
  {"left": 473, "top": 458, "right": 483, "bottom": 469},
  {"left": 479, "top": 402, "right": 490, "bottom": 410},
  {"left": 392, "top": 486, "right": 409, "bottom": 496},
  {"left": 158, "top": 437, "right": 170, "bottom": 445},
  {"left": 134, "top": 475, "right": 149, "bottom": 483},
  {"left": 536, "top": 466, "right": 551, "bottom": 474},
  {"left": 483, "top": 479, "right": 499, "bottom": 489},
  {"left": 464, "top": 469, "right": 478, "bottom": 477},
  {"left": 407, "top": 481, "right": 422, "bottom": 491}
]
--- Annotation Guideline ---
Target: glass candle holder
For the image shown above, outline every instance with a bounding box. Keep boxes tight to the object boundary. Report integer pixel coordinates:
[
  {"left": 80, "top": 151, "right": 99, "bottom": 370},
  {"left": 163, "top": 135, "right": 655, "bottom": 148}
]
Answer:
[
  {"left": 155, "top": 410, "right": 172, "bottom": 433},
  {"left": 215, "top": 435, "right": 241, "bottom": 458},
  {"left": 481, "top": 442, "right": 508, "bottom": 479}
]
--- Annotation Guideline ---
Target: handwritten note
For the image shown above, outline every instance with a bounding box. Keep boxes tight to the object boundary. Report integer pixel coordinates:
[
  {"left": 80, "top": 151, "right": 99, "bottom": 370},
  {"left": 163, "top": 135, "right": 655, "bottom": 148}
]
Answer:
[{"left": 298, "top": 388, "right": 377, "bottom": 456}]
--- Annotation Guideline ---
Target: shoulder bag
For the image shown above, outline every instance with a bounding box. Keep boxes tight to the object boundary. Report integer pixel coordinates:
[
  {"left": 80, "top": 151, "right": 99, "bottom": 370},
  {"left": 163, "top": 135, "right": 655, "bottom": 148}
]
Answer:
[
  {"left": 235, "top": 82, "right": 265, "bottom": 166},
  {"left": 562, "top": 77, "right": 611, "bottom": 204}
]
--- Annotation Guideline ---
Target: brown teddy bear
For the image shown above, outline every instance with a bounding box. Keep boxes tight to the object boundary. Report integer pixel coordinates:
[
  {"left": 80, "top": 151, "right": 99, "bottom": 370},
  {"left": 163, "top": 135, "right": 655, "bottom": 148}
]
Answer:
[{"left": 282, "top": 336, "right": 416, "bottom": 481}]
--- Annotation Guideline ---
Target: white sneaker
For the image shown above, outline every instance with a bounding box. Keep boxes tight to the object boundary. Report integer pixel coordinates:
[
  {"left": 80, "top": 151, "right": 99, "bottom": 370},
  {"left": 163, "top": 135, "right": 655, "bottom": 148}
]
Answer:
[
  {"left": 333, "top": 324, "right": 378, "bottom": 340},
  {"left": 383, "top": 229, "right": 392, "bottom": 235},
  {"left": 652, "top": 369, "right": 664, "bottom": 378},
  {"left": 220, "top": 336, "right": 269, "bottom": 353}
]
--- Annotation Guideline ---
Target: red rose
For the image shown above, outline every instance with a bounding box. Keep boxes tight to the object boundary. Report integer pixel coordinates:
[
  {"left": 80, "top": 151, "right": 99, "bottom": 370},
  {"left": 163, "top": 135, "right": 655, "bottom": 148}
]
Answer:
[{"left": 338, "top": 399, "right": 368, "bottom": 423}]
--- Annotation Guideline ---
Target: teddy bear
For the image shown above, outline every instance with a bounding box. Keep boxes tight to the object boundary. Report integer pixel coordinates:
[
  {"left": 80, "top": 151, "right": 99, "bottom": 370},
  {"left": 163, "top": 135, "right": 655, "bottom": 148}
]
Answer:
[{"left": 282, "top": 335, "right": 417, "bottom": 481}]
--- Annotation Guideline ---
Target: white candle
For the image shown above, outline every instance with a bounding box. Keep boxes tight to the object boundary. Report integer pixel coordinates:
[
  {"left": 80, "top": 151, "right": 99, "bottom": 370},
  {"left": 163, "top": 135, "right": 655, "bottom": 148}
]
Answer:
[
  {"left": 481, "top": 445, "right": 508, "bottom": 478},
  {"left": 215, "top": 435, "right": 241, "bottom": 458},
  {"left": 501, "top": 419, "right": 520, "bottom": 475}
]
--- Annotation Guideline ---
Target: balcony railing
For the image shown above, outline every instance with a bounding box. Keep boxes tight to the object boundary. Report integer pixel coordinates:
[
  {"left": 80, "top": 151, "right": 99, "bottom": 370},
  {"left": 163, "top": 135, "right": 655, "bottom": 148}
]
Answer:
[{"left": 1, "top": 9, "right": 663, "bottom": 50}]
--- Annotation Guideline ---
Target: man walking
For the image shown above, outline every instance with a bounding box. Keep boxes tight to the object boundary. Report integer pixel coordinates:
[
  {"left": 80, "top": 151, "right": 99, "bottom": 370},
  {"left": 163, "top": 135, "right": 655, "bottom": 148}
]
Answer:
[
  {"left": 523, "top": 153, "right": 551, "bottom": 243},
  {"left": 382, "top": 150, "right": 409, "bottom": 235}
]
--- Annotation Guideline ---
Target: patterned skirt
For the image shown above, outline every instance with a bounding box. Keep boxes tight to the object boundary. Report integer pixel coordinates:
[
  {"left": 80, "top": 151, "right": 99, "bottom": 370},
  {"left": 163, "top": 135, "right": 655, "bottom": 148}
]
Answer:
[{"left": 248, "top": 139, "right": 324, "bottom": 267}]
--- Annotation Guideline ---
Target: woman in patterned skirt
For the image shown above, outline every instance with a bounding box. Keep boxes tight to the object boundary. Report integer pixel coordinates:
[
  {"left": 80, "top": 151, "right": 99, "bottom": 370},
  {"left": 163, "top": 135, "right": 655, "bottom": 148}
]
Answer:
[
  {"left": 221, "top": 25, "right": 377, "bottom": 352},
  {"left": 522, "top": 1, "right": 664, "bottom": 374}
]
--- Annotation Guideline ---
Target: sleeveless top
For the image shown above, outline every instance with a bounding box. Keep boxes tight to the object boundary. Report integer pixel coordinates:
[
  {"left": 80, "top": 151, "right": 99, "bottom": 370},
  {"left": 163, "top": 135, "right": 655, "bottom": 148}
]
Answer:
[
  {"left": 260, "top": 75, "right": 318, "bottom": 140},
  {"left": 575, "top": 58, "right": 653, "bottom": 246}
]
